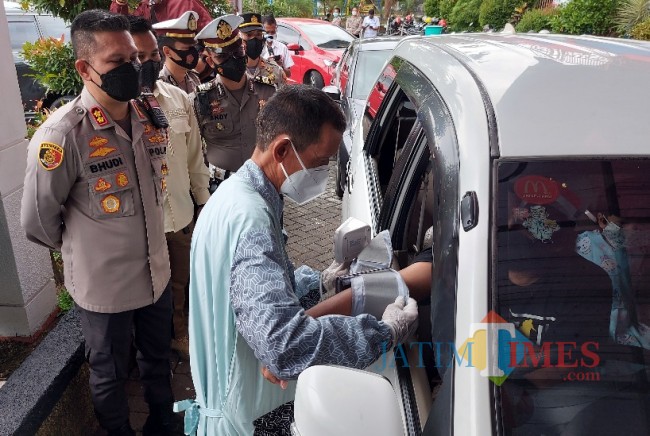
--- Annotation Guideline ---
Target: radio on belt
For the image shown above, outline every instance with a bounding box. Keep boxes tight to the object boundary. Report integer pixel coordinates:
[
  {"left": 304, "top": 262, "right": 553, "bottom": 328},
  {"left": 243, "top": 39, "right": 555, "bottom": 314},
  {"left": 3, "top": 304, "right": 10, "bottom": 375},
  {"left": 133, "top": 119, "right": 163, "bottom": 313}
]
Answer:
[{"left": 333, "top": 217, "right": 371, "bottom": 263}]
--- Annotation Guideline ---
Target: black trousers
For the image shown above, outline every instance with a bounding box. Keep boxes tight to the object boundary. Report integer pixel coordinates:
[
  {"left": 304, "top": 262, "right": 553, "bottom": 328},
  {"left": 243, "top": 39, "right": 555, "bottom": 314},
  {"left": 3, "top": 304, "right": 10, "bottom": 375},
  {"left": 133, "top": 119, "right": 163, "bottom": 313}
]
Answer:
[{"left": 77, "top": 284, "right": 174, "bottom": 430}]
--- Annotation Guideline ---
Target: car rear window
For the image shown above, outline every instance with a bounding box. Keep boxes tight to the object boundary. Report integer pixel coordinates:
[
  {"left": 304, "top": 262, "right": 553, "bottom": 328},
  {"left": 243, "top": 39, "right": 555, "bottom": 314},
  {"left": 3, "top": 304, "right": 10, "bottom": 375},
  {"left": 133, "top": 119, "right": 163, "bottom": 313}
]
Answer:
[
  {"left": 492, "top": 159, "right": 650, "bottom": 435},
  {"left": 37, "top": 15, "right": 70, "bottom": 40},
  {"left": 352, "top": 50, "right": 391, "bottom": 100},
  {"left": 8, "top": 18, "right": 39, "bottom": 54},
  {"left": 299, "top": 23, "right": 353, "bottom": 49}
]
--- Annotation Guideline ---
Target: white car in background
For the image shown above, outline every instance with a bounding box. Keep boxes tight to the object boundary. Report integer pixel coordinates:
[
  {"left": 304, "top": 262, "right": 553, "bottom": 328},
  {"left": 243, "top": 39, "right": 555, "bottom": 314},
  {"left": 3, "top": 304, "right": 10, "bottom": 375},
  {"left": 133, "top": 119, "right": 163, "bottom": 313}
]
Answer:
[{"left": 294, "top": 33, "right": 650, "bottom": 436}]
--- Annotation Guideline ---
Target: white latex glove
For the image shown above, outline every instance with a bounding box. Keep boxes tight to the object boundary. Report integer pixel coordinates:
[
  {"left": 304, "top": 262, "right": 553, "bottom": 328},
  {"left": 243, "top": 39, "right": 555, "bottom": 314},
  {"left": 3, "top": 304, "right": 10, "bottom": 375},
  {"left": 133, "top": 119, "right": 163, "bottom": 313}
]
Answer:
[
  {"left": 320, "top": 259, "right": 350, "bottom": 295},
  {"left": 381, "top": 297, "right": 418, "bottom": 346}
]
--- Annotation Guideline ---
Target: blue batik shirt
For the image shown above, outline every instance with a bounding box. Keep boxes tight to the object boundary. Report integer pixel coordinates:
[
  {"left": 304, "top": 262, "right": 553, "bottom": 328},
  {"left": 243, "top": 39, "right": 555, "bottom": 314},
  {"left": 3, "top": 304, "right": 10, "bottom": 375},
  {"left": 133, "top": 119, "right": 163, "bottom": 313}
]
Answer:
[{"left": 181, "top": 160, "right": 392, "bottom": 436}]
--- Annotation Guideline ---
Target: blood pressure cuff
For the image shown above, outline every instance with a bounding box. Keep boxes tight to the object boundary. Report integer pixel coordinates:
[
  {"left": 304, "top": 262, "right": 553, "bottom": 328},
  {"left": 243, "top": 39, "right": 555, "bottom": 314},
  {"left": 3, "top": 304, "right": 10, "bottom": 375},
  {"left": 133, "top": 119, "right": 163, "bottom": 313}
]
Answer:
[
  {"left": 335, "top": 230, "right": 409, "bottom": 318},
  {"left": 350, "top": 269, "right": 409, "bottom": 318},
  {"left": 333, "top": 230, "right": 394, "bottom": 293}
]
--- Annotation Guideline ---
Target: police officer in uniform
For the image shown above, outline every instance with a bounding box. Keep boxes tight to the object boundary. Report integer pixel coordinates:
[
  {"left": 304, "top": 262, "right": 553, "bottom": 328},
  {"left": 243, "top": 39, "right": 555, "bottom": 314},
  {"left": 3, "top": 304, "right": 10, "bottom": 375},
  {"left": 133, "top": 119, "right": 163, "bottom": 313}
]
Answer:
[
  {"left": 21, "top": 10, "right": 177, "bottom": 436},
  {"left": 153, "top": 11, "right": 202, "bottom": 94},
  {"left": 194, "top": 14, "right": 276, "bottom": 183},
  {"left": 239, "top": 12, "right": 286, "bottom": 88}
]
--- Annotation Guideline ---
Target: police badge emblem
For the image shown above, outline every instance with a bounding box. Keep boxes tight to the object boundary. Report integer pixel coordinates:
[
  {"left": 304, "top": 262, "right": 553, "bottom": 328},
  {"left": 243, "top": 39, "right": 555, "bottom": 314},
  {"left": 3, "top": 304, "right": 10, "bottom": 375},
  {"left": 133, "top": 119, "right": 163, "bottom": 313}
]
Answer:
[
  {"left": 38, "top": 142, "right": 64, "bottom": 170},
  {"left": 116, "top": 172, "right": 129, "bottom": 187},
  {"left": 94, "top": 178, "right": 111, "bottom": 192},
  {"left": 101, "top": 194, "right": 120, "bottom": 213}
]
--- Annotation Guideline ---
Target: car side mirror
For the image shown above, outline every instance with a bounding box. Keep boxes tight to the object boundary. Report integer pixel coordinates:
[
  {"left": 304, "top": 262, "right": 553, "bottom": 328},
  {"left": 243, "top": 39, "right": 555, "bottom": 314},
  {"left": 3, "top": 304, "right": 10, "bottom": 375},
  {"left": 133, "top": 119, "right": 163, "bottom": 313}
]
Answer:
[
  {"left": 322, "top": 85, "right": 341, "bottom": 102},
  {"left": 286, "top": 42, "right": 301, "bottom": 53},
  {"left": 291, "top": 366, "right": 405, "bottom": 436}
]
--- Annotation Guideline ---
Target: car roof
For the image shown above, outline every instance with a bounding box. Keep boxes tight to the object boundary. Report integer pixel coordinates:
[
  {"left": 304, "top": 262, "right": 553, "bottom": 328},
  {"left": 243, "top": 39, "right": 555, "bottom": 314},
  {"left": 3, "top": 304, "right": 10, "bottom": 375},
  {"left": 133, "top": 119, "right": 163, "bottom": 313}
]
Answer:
[
  {"left": 394, "top": 33, "right": 650, "bottom": 157},
  {"left": 353, "top": 36, "right": 402, "bottom": 51},
  {"left": 277, "top": 18, "right": 332, "bottom": 26}
]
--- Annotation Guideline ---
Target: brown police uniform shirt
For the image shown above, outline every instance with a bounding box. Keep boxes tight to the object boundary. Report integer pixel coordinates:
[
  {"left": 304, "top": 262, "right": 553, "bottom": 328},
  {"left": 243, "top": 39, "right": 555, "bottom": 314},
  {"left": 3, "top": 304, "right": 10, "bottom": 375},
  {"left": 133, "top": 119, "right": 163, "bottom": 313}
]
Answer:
[
  {"left": 159, "top": 64, "right": 202, "bottom": 96},
  {"left": 21, "top": 88, "right": 171, "bottom": 313},
  {"left": 193, "top": 75, "right": 275, "bottom": 172},
  {"left": 247, "top": 58, "right": 286, "bottom": 88}
]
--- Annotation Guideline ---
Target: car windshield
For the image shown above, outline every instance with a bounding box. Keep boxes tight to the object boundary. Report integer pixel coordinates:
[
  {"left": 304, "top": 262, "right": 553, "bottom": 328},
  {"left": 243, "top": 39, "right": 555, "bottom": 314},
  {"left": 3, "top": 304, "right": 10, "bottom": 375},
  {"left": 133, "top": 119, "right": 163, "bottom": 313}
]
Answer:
[
  {"left": 492, "top": 159, "right": 650, "bottom": 435},
  {"left": 352, "top": 49, "right": 391, "bottom": 100},
  {"left": 299, "top": 23, "right": 353, "bottom": 49}
]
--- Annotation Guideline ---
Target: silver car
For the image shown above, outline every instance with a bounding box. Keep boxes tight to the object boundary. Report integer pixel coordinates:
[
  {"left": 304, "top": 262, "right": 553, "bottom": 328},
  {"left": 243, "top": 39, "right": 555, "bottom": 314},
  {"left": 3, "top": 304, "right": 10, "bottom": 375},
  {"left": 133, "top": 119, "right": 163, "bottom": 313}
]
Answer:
[
  {"left": 325, "top": 36, "right": 401, "bottom": 198},
  {"left": 295, "top": 33, "right": 650, "bottom": 436}
]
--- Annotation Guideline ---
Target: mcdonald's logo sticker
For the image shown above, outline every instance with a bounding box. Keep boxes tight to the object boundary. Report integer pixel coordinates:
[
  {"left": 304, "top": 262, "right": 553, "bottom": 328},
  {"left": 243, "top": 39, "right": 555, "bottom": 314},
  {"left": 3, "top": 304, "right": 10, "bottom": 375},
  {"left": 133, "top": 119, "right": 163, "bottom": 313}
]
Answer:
[{"left": 514, "top": 175, "right": 559, "bottom": 205}]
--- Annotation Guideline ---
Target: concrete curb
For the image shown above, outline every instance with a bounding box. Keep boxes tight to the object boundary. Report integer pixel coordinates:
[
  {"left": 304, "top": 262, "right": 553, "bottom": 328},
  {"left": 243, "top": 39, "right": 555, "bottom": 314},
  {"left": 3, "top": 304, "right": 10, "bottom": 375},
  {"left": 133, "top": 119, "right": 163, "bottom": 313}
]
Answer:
[{"left": 0, "top": 309, "right": 84, "bottom": 436}]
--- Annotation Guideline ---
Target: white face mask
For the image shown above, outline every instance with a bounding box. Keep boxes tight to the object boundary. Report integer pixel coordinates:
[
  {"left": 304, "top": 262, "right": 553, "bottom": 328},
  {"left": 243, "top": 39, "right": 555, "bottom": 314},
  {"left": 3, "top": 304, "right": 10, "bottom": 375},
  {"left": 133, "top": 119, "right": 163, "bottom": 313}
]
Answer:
[
  {"left": 280, "top": 140, "right": 329, "bottom": 205},
  {"left": 352, "top": 10, "right": 358, "bottom": 16}
]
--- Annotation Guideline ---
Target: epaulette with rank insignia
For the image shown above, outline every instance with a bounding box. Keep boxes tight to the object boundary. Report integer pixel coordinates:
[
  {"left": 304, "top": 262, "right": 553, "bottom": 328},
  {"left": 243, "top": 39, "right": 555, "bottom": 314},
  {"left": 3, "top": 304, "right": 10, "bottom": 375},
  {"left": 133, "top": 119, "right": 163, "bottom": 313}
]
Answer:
[{"left": 252, "top": 74, "right": 277, "bottom": 89}]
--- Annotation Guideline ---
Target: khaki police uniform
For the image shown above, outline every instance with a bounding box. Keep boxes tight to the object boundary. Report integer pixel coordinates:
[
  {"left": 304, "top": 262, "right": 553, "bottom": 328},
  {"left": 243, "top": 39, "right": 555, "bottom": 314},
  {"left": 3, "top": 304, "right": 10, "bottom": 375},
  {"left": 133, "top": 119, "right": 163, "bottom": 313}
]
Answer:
[
  {"left": 194, "top": 14, "right": 276, "bottom": 173},
  {"left": 194, "top": 75, "right": 275, "bottom": 172},
  {"left": 248, "top": 57, "right": 286, "bottom": 88},
  {"left": 21, "top": 88, "right": 174, "bottom": 431},
  {"left": 154, "top": 11, "right": 203, "bottom": 95},
  {"left": 240, "top": 12, "right": 286, "bottom": 88}
]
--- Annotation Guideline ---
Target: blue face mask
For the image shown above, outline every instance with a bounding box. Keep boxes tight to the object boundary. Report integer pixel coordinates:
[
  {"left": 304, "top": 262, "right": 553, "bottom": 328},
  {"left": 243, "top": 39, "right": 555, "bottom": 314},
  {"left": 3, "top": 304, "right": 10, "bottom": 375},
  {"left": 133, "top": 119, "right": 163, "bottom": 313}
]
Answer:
[{"left": 280, "top": 140, "right": 329, "bottom": 205}]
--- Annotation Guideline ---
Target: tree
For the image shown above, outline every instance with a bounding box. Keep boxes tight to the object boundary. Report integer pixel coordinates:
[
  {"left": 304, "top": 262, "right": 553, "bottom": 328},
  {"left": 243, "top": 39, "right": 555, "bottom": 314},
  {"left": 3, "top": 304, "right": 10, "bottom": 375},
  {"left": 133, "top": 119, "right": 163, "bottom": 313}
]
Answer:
[
  {"left": 424, "top": 0, "right": 440, "bottom": 17},
  {"left": 27, "top": 0, "right": 111, "bottom": 22},
  {"left": 551, "top": 0, "right": 620, "bottom": 36}
]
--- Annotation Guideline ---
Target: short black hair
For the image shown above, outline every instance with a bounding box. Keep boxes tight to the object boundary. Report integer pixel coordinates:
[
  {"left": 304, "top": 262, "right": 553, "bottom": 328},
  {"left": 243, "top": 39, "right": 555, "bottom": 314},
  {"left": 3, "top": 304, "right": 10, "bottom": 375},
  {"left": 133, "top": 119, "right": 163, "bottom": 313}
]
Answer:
[
  {"left": 255, "top": 85, "right": 346, "bottom": 152},
  {"left": 262, "top": 14, "right": 276, "bottom": 26},
  {"left": 369, "top": 8, "right": 375, "bottom": 14},
  {"left": 126, "top": 15, "right": 152, "bottom": 35},
  {"left": 71, "top": 9, "right": 130, "bottom": 60}
]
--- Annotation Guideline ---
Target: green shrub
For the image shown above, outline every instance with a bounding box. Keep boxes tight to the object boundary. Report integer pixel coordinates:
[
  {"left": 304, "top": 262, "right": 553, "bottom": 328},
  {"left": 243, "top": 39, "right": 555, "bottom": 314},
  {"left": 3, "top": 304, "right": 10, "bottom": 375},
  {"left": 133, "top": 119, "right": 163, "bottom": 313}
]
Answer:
[
  {"left": 243, "top": 0, "right": 313, "bottom": 17},
  {"left": 479, "top": 0, "right": 525, "bottom": 30},
  {"left": 22, "top": 37, "right": 82, "bottom": 97},
  {"left": 551, "top": 0, "right": 620, "bottom": 36},
  {"left": 439, "top": 0, "right": 457, "bottom": 19},
  {"left": 615, "top": 0, "right": 650, "bottom": 35},
  {"left": 57, "top": 286, "right": 74, "bottom": 312},
  {"left": 516, "top": 7, "right": 559, "bottom": 32},
  {"left": 449, "top": 0, "right": 483, "bottom": 31},
  {"left": 630, "top": 17, "right": 650, "bottom": 39},
  {"left": 424, "top": 0, "right": 441, "bottom": 17}
]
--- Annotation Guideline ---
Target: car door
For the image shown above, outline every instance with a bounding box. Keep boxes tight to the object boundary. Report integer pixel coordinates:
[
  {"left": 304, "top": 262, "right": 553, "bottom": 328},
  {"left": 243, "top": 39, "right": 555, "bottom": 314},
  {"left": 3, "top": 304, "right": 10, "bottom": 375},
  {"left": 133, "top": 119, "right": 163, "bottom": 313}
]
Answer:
[
  {"left": 344, "top": 55, "right": 464, "bottom": 435},
  {"left": 342, "top": 57, "right": 410, "bottom": 232}
]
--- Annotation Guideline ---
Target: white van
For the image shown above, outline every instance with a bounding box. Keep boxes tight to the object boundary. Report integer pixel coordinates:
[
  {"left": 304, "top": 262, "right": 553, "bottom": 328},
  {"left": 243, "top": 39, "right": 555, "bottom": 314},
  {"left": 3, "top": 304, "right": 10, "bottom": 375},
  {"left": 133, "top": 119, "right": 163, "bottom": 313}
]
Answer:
[{"left": 294, "top": 33, "right": 650, "bottom": 436}]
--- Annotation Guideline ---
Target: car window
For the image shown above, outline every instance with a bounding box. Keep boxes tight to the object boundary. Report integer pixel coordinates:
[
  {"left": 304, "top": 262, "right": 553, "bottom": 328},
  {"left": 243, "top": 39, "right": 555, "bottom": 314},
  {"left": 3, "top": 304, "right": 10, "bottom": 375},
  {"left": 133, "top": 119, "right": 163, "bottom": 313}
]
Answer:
[
  {"left": 36, "top": 15, "right": 70, "bottom": 40},
  {"left": 493, "top": 159, "right": 650, "bottom": 435},
  {"left": 298, "top": 23, "right": 353, "bottom": 49},
  {"left": 363, "top": 58, "right": 399, "bottom": 132},
  {"left": 276, "top": 25, "right": 300, "bottom": 47},
  {"left": 7, "top": 18, "right": 39, "bottom": 55},
  {"left": 351, "top": 50, "right": 392, "bottom": 100}
]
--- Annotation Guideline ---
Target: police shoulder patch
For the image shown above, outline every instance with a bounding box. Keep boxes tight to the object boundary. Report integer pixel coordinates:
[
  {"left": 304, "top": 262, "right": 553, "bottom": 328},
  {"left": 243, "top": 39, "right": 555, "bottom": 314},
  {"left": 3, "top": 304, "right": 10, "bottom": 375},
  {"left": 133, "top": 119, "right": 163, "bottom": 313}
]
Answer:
[{"left": 38, "top": 142, "right": 64, "bottom": 170}]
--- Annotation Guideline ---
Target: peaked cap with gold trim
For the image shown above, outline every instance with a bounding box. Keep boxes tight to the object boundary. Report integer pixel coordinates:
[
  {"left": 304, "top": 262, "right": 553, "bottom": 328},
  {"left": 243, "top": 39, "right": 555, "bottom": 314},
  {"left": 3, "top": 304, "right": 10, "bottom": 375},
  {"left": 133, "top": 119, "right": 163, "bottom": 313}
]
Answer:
[
  {"left": 195, "top": 14, "right": 244, "bottom": 53},
  {"left": 152, "top": 11, "right": 199, "bottom": 39},
  {"left": 239, "top": 13, "right": 263, "bottom": 32}
]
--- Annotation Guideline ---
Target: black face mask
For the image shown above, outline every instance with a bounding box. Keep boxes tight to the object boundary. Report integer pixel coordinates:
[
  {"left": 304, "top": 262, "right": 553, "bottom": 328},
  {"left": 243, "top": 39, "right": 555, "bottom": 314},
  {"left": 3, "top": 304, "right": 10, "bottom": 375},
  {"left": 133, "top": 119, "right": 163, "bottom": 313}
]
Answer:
[
  {"left": 215, "top": 55, "right": 247, "bottom": 82},
  {"left": 140, "top": 59, "right": 162, "bottom": 92},
  {"left": 197, "top": 55, "right": 215, "bottom": 81},
  {"left": 88, "top": 61, "right": 141, "bottom": 102},
  {"left": 168, "top": 46, "right": 199, "bottom": 70},
  {"left": 245, "top": 38, "right": 264, "bottom": 60}
]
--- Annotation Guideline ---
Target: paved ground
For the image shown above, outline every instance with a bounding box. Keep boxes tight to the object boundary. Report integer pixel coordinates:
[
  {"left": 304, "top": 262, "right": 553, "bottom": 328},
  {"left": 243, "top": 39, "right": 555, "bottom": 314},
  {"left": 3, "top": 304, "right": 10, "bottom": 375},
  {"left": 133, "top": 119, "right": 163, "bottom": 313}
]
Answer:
[{"left": 90, "top": 162, "right": 342, "bottom": 434}]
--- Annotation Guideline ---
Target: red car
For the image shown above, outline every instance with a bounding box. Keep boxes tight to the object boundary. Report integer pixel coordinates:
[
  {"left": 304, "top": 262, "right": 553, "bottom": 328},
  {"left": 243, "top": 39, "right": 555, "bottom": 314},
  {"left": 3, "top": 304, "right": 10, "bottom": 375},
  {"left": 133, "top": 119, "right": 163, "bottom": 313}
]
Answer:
[{"left": 276, "top": 18, "right": 354, "bottom": 88}]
